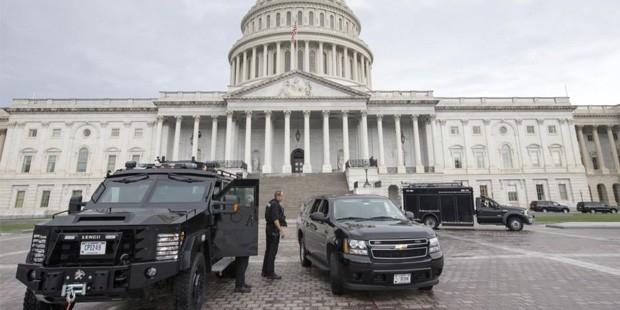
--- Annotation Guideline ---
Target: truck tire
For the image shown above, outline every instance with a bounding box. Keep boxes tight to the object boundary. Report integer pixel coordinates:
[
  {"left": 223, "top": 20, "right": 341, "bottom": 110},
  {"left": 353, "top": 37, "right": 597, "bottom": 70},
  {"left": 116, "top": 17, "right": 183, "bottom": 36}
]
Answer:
[
  {"left": 507, "top": 217, "right": 524, "bottom": 232},
  {"left": 329, "top": 252, "right": 344, "bottom": 295},
  {"left": 611, "top": 209, "right": 618, "bottom": 214},
  {"left": 590, "top": 209, "right": 596, "bottom": 214},
  {"left": 423, "top": 215, "right": 439, "bottom": 230},
  {"left": 174, "top": 255, "right": 206, "bottom": 310},
  {"left": 542, "top": 208, "right": 548, "bottom": 213},
  {"left": 563, "top": 208, "right": 569, "bottom": 214},
  {"left": 23, "top": 289, "right": 66, "bottom": 310},
  {"left": 299, "top": 238, "right": 312, "bottom": 268}
]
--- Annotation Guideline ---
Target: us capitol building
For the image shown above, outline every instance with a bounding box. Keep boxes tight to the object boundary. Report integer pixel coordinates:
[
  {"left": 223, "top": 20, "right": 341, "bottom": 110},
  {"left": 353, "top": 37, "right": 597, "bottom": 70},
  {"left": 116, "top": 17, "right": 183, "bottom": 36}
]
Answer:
[{"left": 1, "top": 0, "right": 619, "bottom": 217}]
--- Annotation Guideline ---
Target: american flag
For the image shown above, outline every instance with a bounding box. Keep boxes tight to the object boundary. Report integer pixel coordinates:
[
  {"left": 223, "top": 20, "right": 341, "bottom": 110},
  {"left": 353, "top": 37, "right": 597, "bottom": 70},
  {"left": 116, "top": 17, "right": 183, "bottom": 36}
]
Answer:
[{"left": 291, "top": 22, "right": 298, "bottom": 47}]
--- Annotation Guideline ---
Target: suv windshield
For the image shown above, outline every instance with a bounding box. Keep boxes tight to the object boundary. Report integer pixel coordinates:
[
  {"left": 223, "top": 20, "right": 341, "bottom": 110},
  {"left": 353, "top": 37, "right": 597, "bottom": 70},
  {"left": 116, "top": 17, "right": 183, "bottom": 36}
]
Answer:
[{"left": 333, "top": 198, "right": 407, "bottom": 221}]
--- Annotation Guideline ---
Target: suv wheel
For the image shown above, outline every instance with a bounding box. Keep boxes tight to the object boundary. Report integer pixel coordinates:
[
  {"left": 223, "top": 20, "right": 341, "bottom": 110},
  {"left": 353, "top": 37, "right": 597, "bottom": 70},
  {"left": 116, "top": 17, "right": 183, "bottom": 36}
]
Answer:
[
  {"left": 299, "top": 238, "right": 312, "bottom": 268},
  {"left": 590, "top": 209, "right": 596, "bottom": 214},
  {"left": 174, "top": 255, "right": 206, "bottom": 310},
  {"left": 611, "top": 209, "right": 618, "bottom": 214},
  {"left": 423, "top": 216, "right": 439, "bottom": 230},
  {"left": 562, "top": 208, "right": 569, "bottom": 214},
  {"left": 542, "top": 208, "right": 548, "bottom": 213},
  {"left": 507, "top": 217, "right": 524, "bottom": 231},
  {"left": 329, "top": 252, "right": 345, "bottom": 295},
  {"left": 23, "top": 289, "right": 66, "bottom": 310}
]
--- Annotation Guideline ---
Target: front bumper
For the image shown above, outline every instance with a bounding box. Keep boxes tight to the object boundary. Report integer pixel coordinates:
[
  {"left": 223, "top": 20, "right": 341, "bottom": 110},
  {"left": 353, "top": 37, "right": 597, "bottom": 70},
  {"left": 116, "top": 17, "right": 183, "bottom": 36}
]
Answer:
[
  {"left": 337, "top": 253, "right": 444, "bottom": 291},
  {"left": 16, "top": 261, "right": 178, "bottom": 303}
]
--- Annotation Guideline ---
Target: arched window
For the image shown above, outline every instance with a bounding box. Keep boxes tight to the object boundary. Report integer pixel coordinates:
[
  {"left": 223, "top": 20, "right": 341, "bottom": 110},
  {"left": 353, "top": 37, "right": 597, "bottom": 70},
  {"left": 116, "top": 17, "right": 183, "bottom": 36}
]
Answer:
[
  {"left": 330, "top": 15, "right": 335, "bottom": 29},
  {"left": 346, "top": 21, "right": 349, "bottom": 33},
  {"left": 272, "top": 52, "right": 277, "bottom": 74},
  {"left": 258, "top": 17, "right": 262, "bottom": 30},
  {"left": 286, "top": 12, "right": 292, "bottom": 26},
  {"left": 276, "top": 13, "right": 281, "bottom": 27},
  {"left": 297, "top": 11, "right": 303, "bottom": 25},
  {"left": 309, "top": 50, "right": 317, "bottom": 73},
  {"left": 252, "top": 20, "right": 255, "bottom": 32},
  {"left": 320, "top": 13, "right": 325, "bottom": 27},
  {"left": 297, "top": 49, "right": 304, "bottom": 71},
  {"left": 284, "top": 50, "right": 291, "bottom": 71},
  {"left": 323, "top": 52, "right": 329, "bottom": 74},
  {"left": 339, "top": 18, "right": 343, "bottom": 31},
  {"left": 77, "top": 148, "right": 89, "bottom": 172},
  {"left": 266, "top": 15, "right": 271, "bottom": 28},
  {"left": 256, "top": 52, "right": 261, "bottom": 78},
  {"left": 309, "top": 12, "right": 314, "bottom": 26},
  {"left": 341, "top": 54, "right": 345, "bottom": 77},
  {"left": 501, "top": 145, "right": 514, "bottom": 169}
]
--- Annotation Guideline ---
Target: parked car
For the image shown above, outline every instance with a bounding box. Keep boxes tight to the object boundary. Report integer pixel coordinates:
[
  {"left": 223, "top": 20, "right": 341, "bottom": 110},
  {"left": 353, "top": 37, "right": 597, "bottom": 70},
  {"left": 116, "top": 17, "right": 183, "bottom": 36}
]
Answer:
[
  {"left": 530, "top": 201, "right": 570, "bottom": 213},
  {"left": 576, "top": 202, "right": 619, "bottom": 214},
  {"left": 297, "top": 195, "right": 444, "bottom": 295}
]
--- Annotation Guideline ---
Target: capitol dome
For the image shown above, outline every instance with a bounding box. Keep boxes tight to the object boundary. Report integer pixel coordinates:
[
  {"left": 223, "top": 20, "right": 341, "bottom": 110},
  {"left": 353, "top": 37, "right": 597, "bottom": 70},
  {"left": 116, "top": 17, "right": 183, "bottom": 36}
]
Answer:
[{"left": 228, "top": 0, "right": 374, "bottom": 89}]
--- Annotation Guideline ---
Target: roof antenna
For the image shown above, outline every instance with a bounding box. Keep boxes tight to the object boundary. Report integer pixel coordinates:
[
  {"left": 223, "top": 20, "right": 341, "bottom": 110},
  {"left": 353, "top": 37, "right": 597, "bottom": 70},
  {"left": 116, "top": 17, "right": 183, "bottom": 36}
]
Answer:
[{"left": 564, "top": 84, "right": 570, "bottom": 98}]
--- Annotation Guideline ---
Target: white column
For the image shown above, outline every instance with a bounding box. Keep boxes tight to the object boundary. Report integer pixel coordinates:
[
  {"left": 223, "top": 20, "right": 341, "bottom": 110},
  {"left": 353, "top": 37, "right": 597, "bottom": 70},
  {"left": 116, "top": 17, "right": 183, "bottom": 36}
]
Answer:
[
  {"left": 318, "top": 42, "right": 324, "bottom": 75},
  {"left": 342, "top": 111, "right": 350, "bottom": 171},
  {"left": 155, "top": 116, "right": 164, "bottom": 159},
  {"left": 577, "top": 126, "right": 592, "bottom": 172},
  {"left": 332, "top": 44, "right": 337, "bottom": 76},
  {"left": 352, "top": 51, "right": 358, "bottom": 82},
  {"left": 567, "top": 120, "right": 582, "bottom": 169},
  {"left": 558, "top": 119, "right": 575, "bottom": 168},
  {"left": 377, "top": 115, "right": 386, "bottom": 173},
  {"left": 0, "top": 124, "right": 15, "bottom": 171},
  {"left": 364, "top": 58, "right": 369, "bottom": 86},
  {"left": 282, "top": 111, "right": 292, "bottom": 173},
  {"left": 235, "top": 55, "right": 242, "bottom": 85},
  {"left": 230, "top": 59, "right": 235, "bottom": 85},
  {"left": 244, "top": 112, "right": 253, "bottom": 172},
  {"left": 593, "top": 126, "right": 608, "bottom": 173},
  {"left": 0, "top": 129, "right": 6, "bottom": 164},
  {"left": 290, "top": 42, "right": 296, "bottom": 71},
  {"left": 431, "top": 116, "right": 442, "bottom": 172},
  {"left": 250, "top": 46, "right": 257, "bottom": 79},
  {"left": 344, "top": 47, "right": 350, "bottom": 79},
  {"left": 322, "top": 111, "right": 332, "bottom": 173},
  {"left": 303, "top": 111, "right": 313, "bottom": 173},
  {"left": 425, "top": 116, "right": 435, "bottom": 170},
  {"left": 263, "top": 44, "right": 269, "bottom": 77},
  {"left": 394, "top": 115, "right": 405, "bottom": 173},
  {"left": 210, "top": 116, "right": 218, "bottom": 161},
  {"left": 607, "top": 126, "right": 620, "bottom": 173},
  {"left": 361, "top": 111, "right": 370, "bottom": 161},
  {"left": 304, "top": 41, "right": 310, "bottom": 72},
  {"left": 537, "top": 119, "right": 550, "bottom": 170},
  {"left": 192, "top": 115, "right": 200, "bottom": 160},
  {"left": 172, "top": 116, "right": 182, "bottom": 161},
  {"left": 276, "top": 42, "right": 282, "bottom": 74},
  {"left": 368, "top": 59, "right": 373, "bottom": 89},
  {"left": 412, "top": 115, "right": 424, "bottom": 173},
  {"left": 263, "top": 111, "right": 273, "bottom": 173},
  {"left": 224, "top": 112, "right": 233, "bottom": 161}
]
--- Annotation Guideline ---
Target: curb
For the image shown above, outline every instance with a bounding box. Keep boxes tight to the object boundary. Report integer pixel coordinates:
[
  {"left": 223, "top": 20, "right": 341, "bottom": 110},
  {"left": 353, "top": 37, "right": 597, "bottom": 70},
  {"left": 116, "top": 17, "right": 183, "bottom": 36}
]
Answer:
[{"left": 546, "top": 222, "right": 620, "bottom": 229}]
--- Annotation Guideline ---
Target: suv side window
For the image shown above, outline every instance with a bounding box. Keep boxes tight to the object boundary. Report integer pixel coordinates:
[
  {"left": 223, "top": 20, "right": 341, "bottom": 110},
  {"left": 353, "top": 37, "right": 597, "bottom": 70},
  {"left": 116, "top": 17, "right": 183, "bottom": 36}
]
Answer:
[
  {"left": 310, "top": 199, "right": 322, "bottom": 214},
  {"left": 319, "top": 200, "right": 329, "bottom": 216}
]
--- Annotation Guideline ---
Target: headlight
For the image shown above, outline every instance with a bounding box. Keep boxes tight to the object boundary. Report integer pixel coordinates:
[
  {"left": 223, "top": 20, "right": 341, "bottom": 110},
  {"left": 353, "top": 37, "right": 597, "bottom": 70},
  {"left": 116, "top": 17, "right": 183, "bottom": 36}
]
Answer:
[
  {"left": 523, "top": 209, "right": 528, "bottom": 215},
  {"left": 29, "top": 234, "right": 47, "bottom": 264},
  {"left": 429, "top": 237, "right": 441, "bottom": 254},
  {"left": 343, "top": 239, "right": 368, "bottom": 256},
  {"left": 156, "top": 232, "right": 184, "bottom": 261}
]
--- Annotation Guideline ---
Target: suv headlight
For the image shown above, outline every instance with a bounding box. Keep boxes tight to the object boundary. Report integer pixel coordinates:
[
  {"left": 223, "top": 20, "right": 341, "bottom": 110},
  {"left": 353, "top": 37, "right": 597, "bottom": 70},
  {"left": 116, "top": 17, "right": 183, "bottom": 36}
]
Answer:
[
  {"left": 156, "top": 232, "right": 184, "bottom": 261},
  {"left": 429, "top": 237, "right": 441, "bottom": 254},
  {"left": 29, "top": 234, "right": 47, "bottom": 264},
  {"left": 343, "top": 239, "right": 368, "bottom": 256}
]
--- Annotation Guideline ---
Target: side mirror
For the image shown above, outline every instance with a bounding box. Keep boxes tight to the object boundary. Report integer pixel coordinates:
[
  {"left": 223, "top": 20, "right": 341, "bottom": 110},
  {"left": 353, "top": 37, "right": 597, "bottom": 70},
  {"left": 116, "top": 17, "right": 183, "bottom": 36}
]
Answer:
[
  {"left": 405, "top": 211, "right": 415, "bottom": 221},
  {"left": 212, "top": 195, "right": 240, "bottom": 215},
  {"left": 310, "top": 212, "right": 328, "bottom": 223},
  {"left": 68, "top": 195, "right": 84, "bottom": 214}
]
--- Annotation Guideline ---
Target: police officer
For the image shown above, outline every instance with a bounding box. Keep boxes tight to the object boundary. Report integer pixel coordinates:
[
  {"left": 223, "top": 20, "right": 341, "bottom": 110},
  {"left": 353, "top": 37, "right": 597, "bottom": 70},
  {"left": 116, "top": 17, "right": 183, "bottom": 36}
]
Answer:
[
  {"left": 262, "top": 191, "right": 287, "bottom": 280},
  {"left": 234, "top": 256, "right": 251, "bottom": 293}
]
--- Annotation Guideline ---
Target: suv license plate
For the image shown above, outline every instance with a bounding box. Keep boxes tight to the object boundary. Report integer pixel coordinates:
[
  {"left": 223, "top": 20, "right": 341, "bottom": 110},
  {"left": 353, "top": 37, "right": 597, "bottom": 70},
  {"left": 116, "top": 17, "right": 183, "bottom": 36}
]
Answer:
[
  {"left": 393, "top": 273, "right": 411, "bottom": 285},
  {"left": 80, "top": 241, "right": 106, "bottom": 255}
]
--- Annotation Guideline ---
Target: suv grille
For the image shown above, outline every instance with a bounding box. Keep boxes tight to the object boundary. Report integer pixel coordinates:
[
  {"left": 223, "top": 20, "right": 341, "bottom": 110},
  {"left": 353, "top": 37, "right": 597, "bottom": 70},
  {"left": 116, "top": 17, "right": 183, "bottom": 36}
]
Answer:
[{"left": 369, "top": 239, "right": 428, "bottom": 260}]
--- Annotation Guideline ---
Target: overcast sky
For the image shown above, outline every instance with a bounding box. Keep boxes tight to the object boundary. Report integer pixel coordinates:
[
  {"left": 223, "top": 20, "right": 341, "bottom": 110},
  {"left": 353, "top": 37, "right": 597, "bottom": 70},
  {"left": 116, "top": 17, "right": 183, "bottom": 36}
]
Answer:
[{"left": 1, "top": 0, "right": 619, "bottom": 106}]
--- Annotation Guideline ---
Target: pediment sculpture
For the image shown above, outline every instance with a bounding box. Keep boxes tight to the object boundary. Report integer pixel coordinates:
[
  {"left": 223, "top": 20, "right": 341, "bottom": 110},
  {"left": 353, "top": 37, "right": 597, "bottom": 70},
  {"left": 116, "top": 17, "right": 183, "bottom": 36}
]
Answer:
[{"left": 277, "top": 78, "right": 313, "bottom": 98}]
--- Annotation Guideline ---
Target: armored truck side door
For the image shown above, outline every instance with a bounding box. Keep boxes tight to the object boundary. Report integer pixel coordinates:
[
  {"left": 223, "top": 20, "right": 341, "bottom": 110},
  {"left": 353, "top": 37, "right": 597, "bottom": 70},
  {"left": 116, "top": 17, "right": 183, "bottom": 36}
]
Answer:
[{"left": 213, "top": 179, "right": 260, "bottom": 258}]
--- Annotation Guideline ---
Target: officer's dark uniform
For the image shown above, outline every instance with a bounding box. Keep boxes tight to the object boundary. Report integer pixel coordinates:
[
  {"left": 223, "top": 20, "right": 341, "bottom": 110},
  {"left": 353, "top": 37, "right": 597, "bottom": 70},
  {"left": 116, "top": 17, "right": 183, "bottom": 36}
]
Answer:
[
  {"left": 262, "top": 198, "right": 287, "bottom": 277},
  {"left": 235, "top": 256, "right": 249, "bottom": 289}
]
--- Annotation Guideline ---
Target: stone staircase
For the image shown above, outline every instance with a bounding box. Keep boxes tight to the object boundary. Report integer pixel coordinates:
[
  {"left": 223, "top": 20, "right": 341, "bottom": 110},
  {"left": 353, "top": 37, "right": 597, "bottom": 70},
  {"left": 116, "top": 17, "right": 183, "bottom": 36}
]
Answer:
[{"left": 248, "top": 173, "right": 350, "bottom": 219}]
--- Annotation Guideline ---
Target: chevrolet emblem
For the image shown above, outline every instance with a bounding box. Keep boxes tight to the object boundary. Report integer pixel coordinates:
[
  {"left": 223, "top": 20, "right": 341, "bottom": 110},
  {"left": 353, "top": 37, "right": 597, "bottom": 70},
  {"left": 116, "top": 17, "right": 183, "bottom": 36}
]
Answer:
[{"left": 394, "top": 244, "right": 408, "bottom": 251}]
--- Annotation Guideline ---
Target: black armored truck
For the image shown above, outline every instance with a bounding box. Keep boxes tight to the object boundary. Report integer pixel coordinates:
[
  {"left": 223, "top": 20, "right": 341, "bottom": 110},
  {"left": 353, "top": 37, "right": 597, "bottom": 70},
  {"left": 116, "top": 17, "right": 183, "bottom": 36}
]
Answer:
[
  {"left": 402, "top": 183, "right": 534, "bottom": 231},
  {"left": 16, "top": 160, "right": 259, "bottom": 310}
]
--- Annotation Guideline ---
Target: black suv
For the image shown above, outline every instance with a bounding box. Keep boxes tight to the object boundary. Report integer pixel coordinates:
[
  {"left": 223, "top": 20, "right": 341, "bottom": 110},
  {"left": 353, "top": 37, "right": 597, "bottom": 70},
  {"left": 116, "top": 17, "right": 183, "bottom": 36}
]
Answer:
[
  {"left": 297, "top": 195, "right": 443, "bottom": 295},
  {"left": 530, "top": 201, "right": 570, "bottom": 213},
  {"left": 16, "top": 161, "right": 259, "bottom": 310},
  {"left": 576, "top": 202, "right": 619, "bottom": 214}
]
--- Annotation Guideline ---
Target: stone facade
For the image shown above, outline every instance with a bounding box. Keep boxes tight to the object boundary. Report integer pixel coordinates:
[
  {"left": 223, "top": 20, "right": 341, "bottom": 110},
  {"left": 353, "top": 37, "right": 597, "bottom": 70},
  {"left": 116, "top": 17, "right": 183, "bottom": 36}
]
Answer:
[{"left": 0, "top": 0, "right": 618, "bottom": 217}]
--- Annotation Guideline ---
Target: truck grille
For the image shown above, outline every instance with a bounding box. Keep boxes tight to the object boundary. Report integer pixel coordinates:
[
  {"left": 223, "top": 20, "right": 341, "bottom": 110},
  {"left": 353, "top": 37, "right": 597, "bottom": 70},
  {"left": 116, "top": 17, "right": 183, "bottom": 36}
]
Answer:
[{"left": 369, "top": 239, "right": 428, "bottom": 260}]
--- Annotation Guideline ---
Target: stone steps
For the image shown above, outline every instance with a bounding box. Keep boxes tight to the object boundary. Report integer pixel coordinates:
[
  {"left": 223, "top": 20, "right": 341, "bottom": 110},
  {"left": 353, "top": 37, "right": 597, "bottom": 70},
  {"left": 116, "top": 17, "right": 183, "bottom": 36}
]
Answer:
[{"left": 249, "top": 173, "right": 350, "bottom": 219}]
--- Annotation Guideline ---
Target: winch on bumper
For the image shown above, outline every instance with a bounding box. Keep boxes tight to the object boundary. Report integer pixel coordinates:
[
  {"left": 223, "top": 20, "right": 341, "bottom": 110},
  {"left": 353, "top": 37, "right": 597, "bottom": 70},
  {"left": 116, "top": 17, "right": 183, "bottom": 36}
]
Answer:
[{"left": 16, "top": 260, "right": 178, "bottom": 303}]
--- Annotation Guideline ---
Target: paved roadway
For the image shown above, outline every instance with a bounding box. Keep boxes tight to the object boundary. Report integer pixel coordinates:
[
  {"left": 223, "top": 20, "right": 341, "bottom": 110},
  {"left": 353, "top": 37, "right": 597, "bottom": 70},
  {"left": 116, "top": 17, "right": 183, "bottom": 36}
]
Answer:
[{"left": 2, "top": 224, "right": 620, "bottom": 310}]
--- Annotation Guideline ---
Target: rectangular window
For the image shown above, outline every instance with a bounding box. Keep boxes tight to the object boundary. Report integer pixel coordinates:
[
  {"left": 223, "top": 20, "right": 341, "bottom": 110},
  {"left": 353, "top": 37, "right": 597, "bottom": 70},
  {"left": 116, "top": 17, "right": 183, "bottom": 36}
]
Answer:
[
  {"left": 587, "top": 135, "right": 593, "bottom": 142},
  {"left": 558, "top": 184, "right": 568, "bottom": 201},
  {"left": 40, "top": 190, "right": 51, "bottom": 208},
  {"left": 475, "top": 151, "right": 485, "bottom": 169},
  {"left": 526, "top": 126, "right": 535, "bottom": 134},
  {"left": 15, "top": 191, "right": 26, "bottom": 208},
  {"left": 548, "top": 126, "right": 557, "bottom": 134},
  {"left": 72, "top": 190, "right": 83, "bottom": 199},
  {"left": 134, "top": 128, "right": 143, "bottom": 138},
  {"left": 22, "top": 155, "right": 33, "bottom": 173},
  {"left": 111, "top": 128, "right": 120, "bottom": 137},
  {"left": 551, "top": 150, "right": 562, "bottom": 167},
  {"left": 46, "top": 155, "right": 57, "bottom": 173},
  {"left": 453, "top": 153, "right": 463, "bottom": 169},
  {"left": 536, "top": 184, "right": 545, "bottom": 201},
  {"left": 592, "top": 157, "right": 599, "bottom": 170},
  {"left": 508, "top": 190, "right": 519, "bottom": 202},
  {"left": 52, "top": 128, "right": 62, "bottom": 137},
  {"left": 132, "top": 154, "right": 141, "bottom": 162},
  {"left": 450, "top": 126, "right": 460, "bottom": 135},
  {"left": 107, "top": 155, "right": 117, "bottom": 172},
  {"left": 614, "top": 133, "right": 618, "bottom": 141},
  {"left": 28, "top": 129, "right": 37, "bottom": 138},
  {"left": 479, "top": 185, "right": 488, "bottom": 198},
  {"left": 472, "top": 126, "right": 481, "bottom": 135},
  {"left": 529, "top": 150, "right": 541, "bottom": 167}
]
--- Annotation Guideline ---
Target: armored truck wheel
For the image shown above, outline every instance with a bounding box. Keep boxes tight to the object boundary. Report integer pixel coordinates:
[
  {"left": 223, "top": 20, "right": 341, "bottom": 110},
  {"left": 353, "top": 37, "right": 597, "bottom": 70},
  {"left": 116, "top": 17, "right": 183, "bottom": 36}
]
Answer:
[
  {"left": 23, "top": 289, "right": 66, "bottom": 310},
  {"left": 423, "top": 215, "right": 439, "bottom": 230},
  {"left": 329, "top": 252, "right": 344, "bottom": 295},
  {"left": 174, "top": 255, "right": 206, "bottom": 310},
  {"left": 507, "top": 217, "right": 524, "bottom": 231}
]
